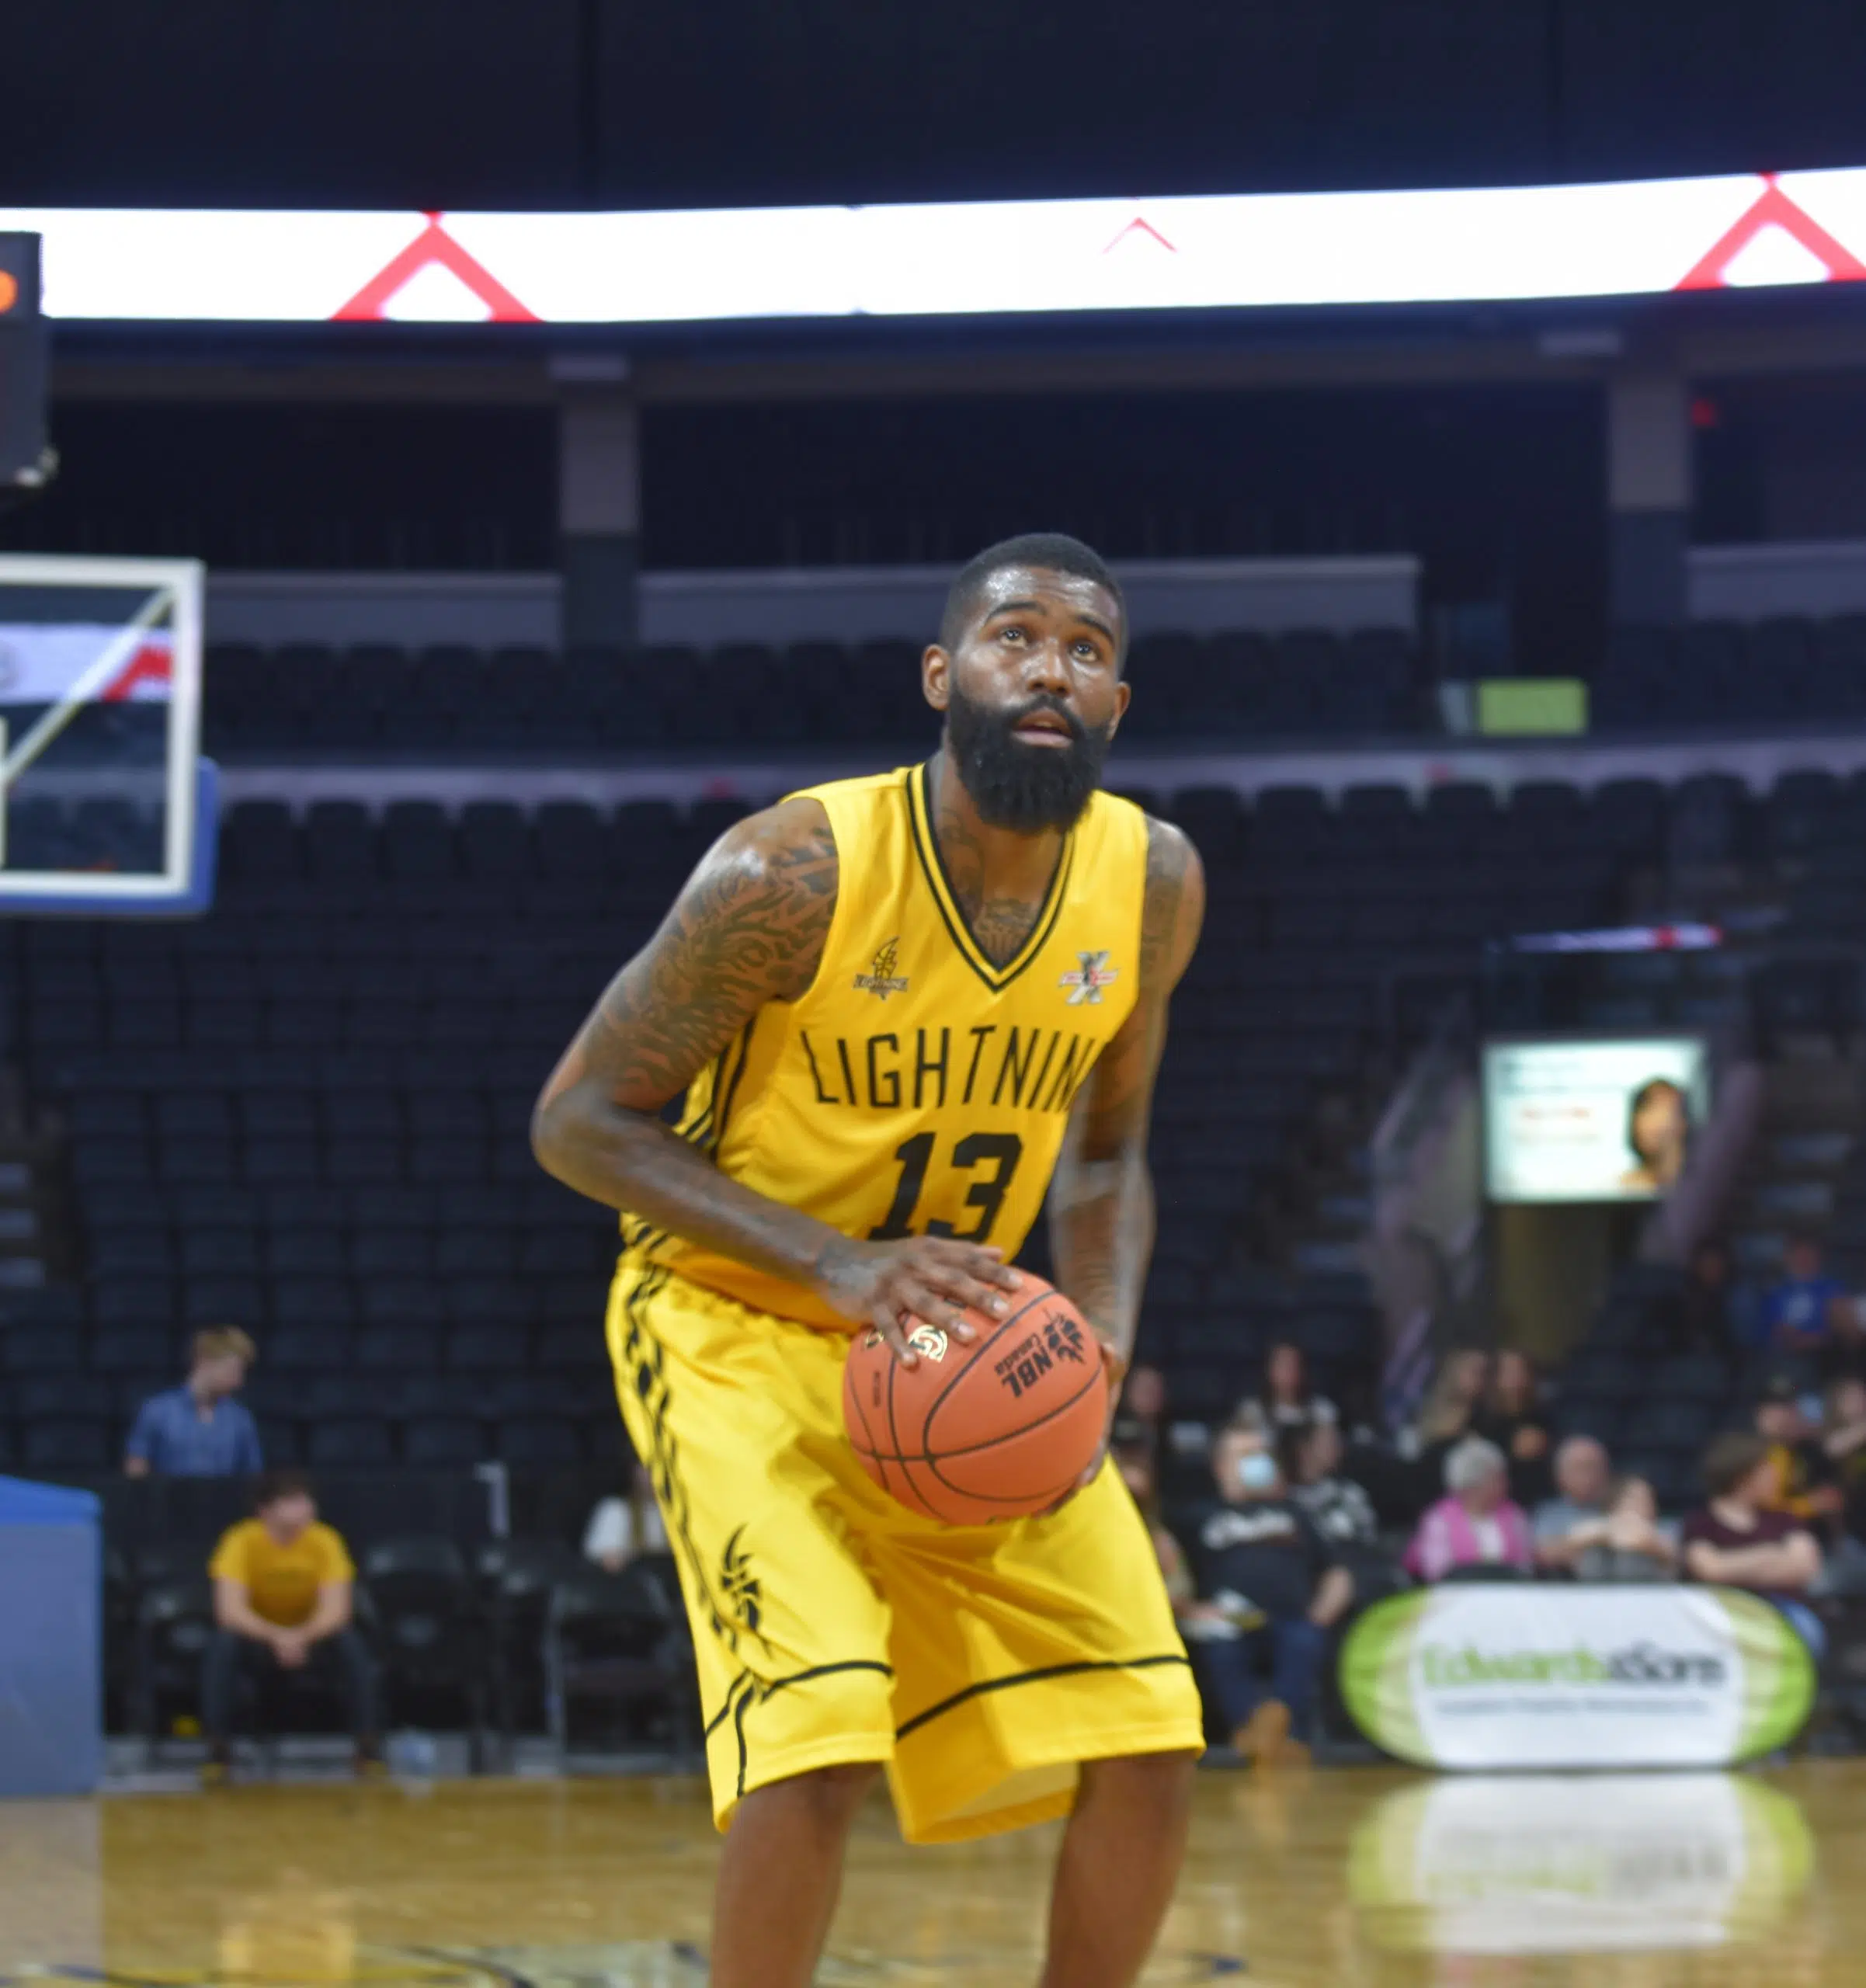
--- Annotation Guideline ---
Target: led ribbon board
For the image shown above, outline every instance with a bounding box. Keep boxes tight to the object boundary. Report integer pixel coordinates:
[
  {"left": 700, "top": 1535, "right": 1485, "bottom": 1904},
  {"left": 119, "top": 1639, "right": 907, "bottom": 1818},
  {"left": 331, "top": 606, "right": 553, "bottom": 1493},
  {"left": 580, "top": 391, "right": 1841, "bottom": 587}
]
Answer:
[{"left": 5, "top": 169, "right": 1866, "bottom": 325}]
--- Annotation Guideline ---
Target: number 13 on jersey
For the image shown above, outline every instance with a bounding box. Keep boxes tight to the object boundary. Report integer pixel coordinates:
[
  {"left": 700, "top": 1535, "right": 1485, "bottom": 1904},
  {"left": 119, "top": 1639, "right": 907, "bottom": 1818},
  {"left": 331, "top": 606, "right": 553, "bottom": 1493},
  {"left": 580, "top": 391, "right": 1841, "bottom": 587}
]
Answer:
[{"left": 869, "top": 1131, "right": 1024, "bottom": 1245}]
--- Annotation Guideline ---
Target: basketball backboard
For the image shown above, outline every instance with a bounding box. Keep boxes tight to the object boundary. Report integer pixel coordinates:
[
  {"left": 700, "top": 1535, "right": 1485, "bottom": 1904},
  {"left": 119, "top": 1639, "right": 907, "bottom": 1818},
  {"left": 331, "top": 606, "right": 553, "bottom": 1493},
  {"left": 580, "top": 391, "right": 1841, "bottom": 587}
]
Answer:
[{"left": 0, "top": 554, "right": 214, "bottom": 916}]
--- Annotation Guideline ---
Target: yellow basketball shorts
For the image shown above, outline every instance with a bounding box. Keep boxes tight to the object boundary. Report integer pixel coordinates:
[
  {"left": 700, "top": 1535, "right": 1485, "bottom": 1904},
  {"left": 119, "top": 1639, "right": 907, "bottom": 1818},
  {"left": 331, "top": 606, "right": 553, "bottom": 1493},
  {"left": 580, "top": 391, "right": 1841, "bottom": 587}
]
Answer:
[{"left": 605, "top": 1256, "right": 1203, "bottom": 1844}]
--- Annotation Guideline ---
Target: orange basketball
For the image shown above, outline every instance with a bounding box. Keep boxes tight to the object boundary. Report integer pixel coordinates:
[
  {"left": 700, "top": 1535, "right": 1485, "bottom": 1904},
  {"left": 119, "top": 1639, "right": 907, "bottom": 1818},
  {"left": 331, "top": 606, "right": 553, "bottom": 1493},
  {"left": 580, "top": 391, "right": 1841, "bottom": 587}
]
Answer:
[{"left": 842, "top": 1277, "right": 1109, "bottom": 1524}]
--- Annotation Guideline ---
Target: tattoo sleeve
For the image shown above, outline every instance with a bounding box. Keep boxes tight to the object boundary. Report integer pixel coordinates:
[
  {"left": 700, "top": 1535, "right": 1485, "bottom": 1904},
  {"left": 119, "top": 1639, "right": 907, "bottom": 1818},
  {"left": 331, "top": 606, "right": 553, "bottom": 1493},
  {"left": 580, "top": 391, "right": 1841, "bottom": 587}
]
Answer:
[
  {"left": 1047, "top": 816, "right": 1205, "bottom": 1360},
  {"left": 530, "top": 797, "right": 864, "bottom": 1291}
]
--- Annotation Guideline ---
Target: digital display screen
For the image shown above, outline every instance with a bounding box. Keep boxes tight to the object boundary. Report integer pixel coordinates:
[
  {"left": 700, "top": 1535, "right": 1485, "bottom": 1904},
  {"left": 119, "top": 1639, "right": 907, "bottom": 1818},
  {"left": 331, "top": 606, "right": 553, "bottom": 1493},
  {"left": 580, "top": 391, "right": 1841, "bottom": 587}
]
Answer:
[
  {"left": 2, "top": 166, "right": 1865, "bottom": 324},
  {"left": 1482, "top": 1036, "right": 1711, "bottom": 1204}
]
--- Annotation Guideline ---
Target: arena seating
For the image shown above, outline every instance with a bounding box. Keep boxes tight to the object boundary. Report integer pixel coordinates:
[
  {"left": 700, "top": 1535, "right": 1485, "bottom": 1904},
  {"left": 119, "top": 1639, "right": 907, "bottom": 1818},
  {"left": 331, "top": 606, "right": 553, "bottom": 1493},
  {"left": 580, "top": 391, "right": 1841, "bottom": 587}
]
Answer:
[
  {"left": 7, "top": 758, "right": 1866, "bottom": 1748},
  {"left": 1548, "top": 1264, "right": 1731, "bottom": 1511},
  {"left": 9, "top": 759, "right": 1866, "bottom": 1479},
  {"left": 189, "top": 617, "right": 1866, "bottom": 753},
  {"left": 1594, "top": 615, "right": 1866, "bottom": 729},
  {"left": 0, "top": 765, "right": 1674, "bottom": 1477},
  {"left": 198, "top": 627, "right": 1423, "bottom": 759},
  {"left": 91, "top": 1469, "right": 686, "bottom": 1746}
]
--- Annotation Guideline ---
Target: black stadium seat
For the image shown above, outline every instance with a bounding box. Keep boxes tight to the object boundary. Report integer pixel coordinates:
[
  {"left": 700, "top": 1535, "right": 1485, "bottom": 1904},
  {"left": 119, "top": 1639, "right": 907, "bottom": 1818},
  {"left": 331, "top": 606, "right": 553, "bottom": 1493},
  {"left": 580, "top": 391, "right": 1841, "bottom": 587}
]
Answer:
[
  {"left": 404, "top": 1416, "right": 487, "bottom": 1466},
  {"left": 270, "top": 1284, "right": 359, "bottom": 1334},
  {"left": 21, "top": 1416, "right": 113, "bottom": 1470},
  {"left": 356, "top": 1322, "right": 443, "bottom": 1368},
  {"left": 447, "top": 1326, "right": 530, "bottom": 1371},
  {"left": 5, "top": 1326, "right": 85, "bottom": 1373},
  {"left": 89, "top": 1327, "right": 172, "bottom": 1374},
  {"left": 499, "top": 1416, "right": 582, "bottom": 1466},
  {"left": 448, "top": 1271, "right": 533, "bottom": 1326},
  {"left": 307, "top": 1416, "right": 395, "bottom": 1467}
]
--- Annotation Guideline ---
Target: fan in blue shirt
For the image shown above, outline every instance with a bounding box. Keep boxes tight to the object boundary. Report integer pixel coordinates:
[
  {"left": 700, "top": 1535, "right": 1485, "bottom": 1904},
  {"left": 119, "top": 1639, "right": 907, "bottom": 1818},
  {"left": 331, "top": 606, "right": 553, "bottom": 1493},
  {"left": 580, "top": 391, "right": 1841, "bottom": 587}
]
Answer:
[
  {"left": 1761, "top": 1236, "right": 1855, "bottom": 1356},
  {"left": 124, "top": 1326, "right": 263, "bottom": 1478}
]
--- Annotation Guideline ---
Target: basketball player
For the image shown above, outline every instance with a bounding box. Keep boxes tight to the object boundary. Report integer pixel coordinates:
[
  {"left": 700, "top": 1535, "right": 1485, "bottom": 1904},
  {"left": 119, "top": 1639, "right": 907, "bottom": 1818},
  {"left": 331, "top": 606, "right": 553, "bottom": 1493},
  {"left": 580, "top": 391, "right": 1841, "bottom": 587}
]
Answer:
[{"left": 533, "top": 533, "right": 1206, "bottom": 1988}]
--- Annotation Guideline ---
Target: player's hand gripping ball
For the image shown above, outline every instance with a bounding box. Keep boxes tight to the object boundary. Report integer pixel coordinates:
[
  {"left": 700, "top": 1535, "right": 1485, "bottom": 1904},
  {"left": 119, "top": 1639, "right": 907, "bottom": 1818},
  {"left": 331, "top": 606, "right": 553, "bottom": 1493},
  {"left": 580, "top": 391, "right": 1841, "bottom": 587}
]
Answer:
[{"left": 842, "top": 1276, "right": 1110, "bottom": 1522}]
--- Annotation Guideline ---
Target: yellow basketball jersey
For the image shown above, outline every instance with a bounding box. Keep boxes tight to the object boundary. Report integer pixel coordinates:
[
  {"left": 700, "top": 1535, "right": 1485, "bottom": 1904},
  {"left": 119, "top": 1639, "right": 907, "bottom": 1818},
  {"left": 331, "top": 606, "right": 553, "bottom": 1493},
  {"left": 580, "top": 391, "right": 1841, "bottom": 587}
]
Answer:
[{"left": 625, "top": 763, "right": 1149, "bottom": 1331}]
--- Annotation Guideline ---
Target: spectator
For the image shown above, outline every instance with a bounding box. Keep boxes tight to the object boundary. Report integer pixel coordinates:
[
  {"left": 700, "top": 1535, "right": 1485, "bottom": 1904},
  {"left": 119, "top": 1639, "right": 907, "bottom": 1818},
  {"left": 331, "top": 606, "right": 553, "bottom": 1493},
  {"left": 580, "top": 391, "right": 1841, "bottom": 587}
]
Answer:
[
  {"left": 1823, "top": 1374, "right": 1866, "bottom": 1487},
  {"left": 1115, "top": 1442, "right": 1194, "bottom": 1615},
  {"left": 1119, "top": 1363, "right": 1169, "bottom": 1452},
  {"left": 123, "top": 1327, "right": 262, "bottom": 1479},
  {"left": 1121, "top": 1362, "right": 1214, "bottom": 1502},
  {"left": 582, "top": 1465, "right": 669, "bottom": 1573},
  {"left": 1753, "top": 1375, "right": 1843, "bottom": 1526},
  {"left": 1283, "top": 1416, "right": 1402, "bottom": 1605},
  {"left": 1819, "top": 1377, "right": 1866, "bottom": 1595},
  {"left": 1474, "top": 1349, "right": 1552, "bottom": 1505},
  {"left": 1760, "top": 1233, "right": 1857, "bottom": 1364},
  {"left": 1676, "top": 1237, "right": 1747, "bottom": 1357},
  {"left": 1399, "top": 1348, "right": 1492, "bottom": 1512},
  {"left": 1187, "top": 1424, "right": 1354, "bottom": 1767},
  {"left": 1534, "top": 1434, "right": 1614, "bottom": 1573},
  {"left": 1283, "top": 1417, "right": 1376, "bottom": 1553},
  {"left": 1682, "top": 1432, "right": 1824, "bottom": 1656},
  {"left": 1404, "top": 1435, "right": 1534, "bottom": 1583},
  {"left": 1570, "top": 1477, "right": 1680, "bottom": 1583},
  {"left": 1408, "top": 1348, "right": 1491, "bottom": 1455},
  {"left": 1235, "top": 1340, "right": 1338, "bottom": 1440},
  {"left": 202, "top": 1471, "right": 380, "bottom": 1783}
]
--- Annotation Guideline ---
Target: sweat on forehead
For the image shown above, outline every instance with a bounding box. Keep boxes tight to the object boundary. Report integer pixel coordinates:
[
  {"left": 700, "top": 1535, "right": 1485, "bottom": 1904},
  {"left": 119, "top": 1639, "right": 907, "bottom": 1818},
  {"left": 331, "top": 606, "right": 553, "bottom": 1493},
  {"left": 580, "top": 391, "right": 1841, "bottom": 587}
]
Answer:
[{"left": 940, "top": 532, "right": 1126, "bottom": 655}]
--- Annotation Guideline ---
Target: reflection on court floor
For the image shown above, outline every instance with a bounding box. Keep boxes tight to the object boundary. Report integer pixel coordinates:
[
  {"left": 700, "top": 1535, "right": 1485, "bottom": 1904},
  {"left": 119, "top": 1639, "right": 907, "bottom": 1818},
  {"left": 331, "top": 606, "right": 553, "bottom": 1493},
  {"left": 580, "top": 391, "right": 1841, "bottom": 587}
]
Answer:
[
  {"left": 1348, "top": 1771, "right": 1816, "bottom": 1955},
  {"left": 16, "top": 1943, "right": 1246, "bottom": 1987},
  {"left": 2, "top": 1767, "right": 1860, "bottom": 1987}
]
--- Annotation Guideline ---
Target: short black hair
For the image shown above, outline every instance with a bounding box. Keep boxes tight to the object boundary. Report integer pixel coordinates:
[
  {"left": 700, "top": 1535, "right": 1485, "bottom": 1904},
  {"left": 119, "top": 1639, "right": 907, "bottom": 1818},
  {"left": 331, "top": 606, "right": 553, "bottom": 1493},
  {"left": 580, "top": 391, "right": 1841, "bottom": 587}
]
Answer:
[
  {"left": 939, "top": 532, "right": 1126, "bottom": 657},
  {"left": 254, "top": 1468, "right": 314, "bottom": 1511}
]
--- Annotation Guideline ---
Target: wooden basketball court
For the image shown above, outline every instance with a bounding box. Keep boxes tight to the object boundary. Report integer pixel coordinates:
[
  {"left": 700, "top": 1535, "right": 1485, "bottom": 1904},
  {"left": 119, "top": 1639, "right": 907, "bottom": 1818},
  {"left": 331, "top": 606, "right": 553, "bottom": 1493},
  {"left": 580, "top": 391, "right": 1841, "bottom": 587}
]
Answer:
[{"left": 3, "top": 1763, "right": 1861, "bottom": 1985}]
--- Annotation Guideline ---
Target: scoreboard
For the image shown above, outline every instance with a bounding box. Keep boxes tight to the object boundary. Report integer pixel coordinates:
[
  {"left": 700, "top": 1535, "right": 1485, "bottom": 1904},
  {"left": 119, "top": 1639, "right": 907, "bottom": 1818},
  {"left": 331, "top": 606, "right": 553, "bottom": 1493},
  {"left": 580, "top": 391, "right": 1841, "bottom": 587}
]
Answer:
[{"left": 0, "top": 235, "right": 48, "bottom": 493}]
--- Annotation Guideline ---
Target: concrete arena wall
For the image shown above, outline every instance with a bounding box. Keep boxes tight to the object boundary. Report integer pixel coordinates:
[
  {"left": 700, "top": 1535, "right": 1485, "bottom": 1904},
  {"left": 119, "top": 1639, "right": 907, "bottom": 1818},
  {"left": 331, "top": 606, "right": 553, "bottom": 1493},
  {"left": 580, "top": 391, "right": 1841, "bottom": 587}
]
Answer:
[{"left": 203, "top": 555, "right": 1421, "bottom": 652}]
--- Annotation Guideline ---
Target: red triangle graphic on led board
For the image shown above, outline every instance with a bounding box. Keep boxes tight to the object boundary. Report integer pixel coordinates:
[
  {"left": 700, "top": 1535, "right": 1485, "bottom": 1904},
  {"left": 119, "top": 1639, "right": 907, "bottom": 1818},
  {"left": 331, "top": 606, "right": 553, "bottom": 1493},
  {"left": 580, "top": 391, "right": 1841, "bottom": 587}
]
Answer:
[
  {"left": 1675, "top": 175, "right": 1866, "bottom": 290},
  {"left": 1103, "top": 216, "right": 1178, "bottom": 255},
  {"left": 333, "top": 213, "right": 539, "bottom": 322}
]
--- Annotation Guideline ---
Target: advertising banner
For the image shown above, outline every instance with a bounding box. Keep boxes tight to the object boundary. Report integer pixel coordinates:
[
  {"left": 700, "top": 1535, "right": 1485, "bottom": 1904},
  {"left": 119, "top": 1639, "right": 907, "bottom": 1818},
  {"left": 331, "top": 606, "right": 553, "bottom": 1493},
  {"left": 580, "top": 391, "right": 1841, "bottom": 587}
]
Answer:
[
  {"left": 1340, "top": 1585, "right": 1814, "bottom": 1771},
  {"left": 1482, "top": 1035, "right": 1710, "bottom": 1204}
]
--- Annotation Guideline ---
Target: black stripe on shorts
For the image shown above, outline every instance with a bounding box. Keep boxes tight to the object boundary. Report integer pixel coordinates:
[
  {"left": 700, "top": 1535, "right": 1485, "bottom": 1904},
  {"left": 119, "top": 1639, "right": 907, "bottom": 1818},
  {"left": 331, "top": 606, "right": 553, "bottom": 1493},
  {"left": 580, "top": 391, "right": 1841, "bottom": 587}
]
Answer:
[
  {"left": 894, "top": 1653, "right": 1192, "bottom": 1743},
  {"left": 727, "top": 1659, "right": 897, "bottom": 1797}
]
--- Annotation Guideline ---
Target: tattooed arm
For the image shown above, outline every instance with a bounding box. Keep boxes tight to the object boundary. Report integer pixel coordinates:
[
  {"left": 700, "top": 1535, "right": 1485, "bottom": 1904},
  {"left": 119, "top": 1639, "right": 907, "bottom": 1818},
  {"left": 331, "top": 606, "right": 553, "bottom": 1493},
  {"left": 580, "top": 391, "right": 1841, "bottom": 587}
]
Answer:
[
  {"left": 1048, "top": 815, "right": 1205, "bottom": 1370},
  {"left": 531, "top": 797, "right": 1018, "bottom": 1357}
]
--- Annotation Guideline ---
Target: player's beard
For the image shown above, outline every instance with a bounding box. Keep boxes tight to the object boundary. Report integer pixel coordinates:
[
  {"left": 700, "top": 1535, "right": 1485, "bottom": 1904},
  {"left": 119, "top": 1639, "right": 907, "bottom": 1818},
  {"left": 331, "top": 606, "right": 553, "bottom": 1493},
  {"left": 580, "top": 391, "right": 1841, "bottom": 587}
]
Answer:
[{"left": 943, "top": 686, "right": 1114, "bottom": 833}]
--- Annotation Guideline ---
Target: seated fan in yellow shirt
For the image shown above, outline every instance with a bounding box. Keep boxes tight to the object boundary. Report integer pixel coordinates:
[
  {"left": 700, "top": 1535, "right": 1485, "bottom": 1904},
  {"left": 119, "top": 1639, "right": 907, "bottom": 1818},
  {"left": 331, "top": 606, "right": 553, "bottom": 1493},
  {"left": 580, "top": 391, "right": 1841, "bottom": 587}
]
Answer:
[{"left": 203, "top": 1471, "right": 381, "bottom": 1782}]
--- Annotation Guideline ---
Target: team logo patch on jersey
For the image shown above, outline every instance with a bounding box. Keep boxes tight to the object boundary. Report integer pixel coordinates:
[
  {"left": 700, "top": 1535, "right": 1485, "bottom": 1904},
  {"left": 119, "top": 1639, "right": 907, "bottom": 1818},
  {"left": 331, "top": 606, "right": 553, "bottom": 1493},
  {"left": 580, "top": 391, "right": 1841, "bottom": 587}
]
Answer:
[
  {"left": 853, "top": 937, "right": 910, "bottom": 1000},
  {"left": 1059, "top": 950, "right": 1118, "bottom": 1005}
]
